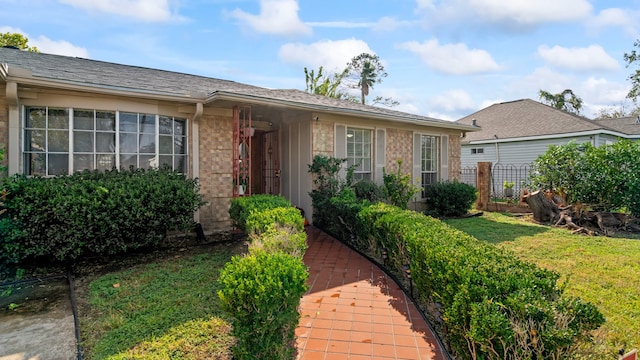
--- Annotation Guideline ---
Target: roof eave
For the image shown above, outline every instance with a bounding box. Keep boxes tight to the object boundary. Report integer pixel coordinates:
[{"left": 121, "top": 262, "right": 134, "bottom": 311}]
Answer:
[
  {"left": 207, "top": 91, "right": 479, "bottom": 132},
  {"left": 463, "top": 129, "right": 634, "bottom": 144}
]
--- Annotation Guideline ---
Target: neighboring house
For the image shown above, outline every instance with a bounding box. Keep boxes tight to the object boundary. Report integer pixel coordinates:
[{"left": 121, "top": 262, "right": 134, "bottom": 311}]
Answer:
[
  {"left": 0, "top": 47, "right": 476, "bottom": 231},
  {"left": 456, "top": 98, "right": 640, "bottom": 169}
]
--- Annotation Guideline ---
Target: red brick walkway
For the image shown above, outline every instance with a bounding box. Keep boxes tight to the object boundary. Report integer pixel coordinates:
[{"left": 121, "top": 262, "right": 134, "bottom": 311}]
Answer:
[{"left": 296, "top": 227, "right": 447, "bottom": 360}]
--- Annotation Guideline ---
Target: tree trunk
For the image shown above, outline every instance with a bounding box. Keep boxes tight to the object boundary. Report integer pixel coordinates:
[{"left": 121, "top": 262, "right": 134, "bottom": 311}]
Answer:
[{"left": 523, "top": 190, "right": 560, "bottom": 223}]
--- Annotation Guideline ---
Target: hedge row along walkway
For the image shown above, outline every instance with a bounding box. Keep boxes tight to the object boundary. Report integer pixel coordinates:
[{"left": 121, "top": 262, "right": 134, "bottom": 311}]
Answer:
[{"left": 296, "top": 227, "right": 447, "bottom": 360}]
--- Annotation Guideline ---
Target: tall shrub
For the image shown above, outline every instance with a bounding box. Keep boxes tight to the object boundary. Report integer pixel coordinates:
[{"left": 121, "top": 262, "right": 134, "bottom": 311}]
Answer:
[
  {"left": 0, "top": 168, "right": 204, "bottom": 266},
  {"left": 382, "top": 160, "right": 419, "bottom": 209},
  {"left": 307, "top": 155, "right": 353, "bottom": 228},
  {"left": 218, "top": 252, "right": 308, "bottom": 360}
]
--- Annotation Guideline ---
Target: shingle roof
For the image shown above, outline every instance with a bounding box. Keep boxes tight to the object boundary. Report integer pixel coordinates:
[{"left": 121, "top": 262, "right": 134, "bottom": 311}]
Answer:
[
  {"left": 0, "top": 47, "right": 475, "bottom": 131},
  {"left": 594, "top": 116, "right": 640, "bottom": 135},
  {"left": 456, "top": 99, "right": 611, "bottom": 142}
]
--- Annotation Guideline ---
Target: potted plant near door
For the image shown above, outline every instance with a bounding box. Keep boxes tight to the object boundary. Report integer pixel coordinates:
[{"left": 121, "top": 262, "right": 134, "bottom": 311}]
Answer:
[{"left": 503, "top": 181, "right": 515, "bottom": 198}]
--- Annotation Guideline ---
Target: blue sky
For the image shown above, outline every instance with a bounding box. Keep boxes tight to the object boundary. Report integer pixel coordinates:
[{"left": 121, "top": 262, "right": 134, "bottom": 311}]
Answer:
[{"left": 1, "top": 0, "right": 639, "bottom": 120}]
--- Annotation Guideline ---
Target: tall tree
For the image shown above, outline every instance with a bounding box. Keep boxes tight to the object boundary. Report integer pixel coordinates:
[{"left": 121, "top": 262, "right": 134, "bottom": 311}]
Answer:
[
  {"left": 623, "top": 39, "right": 640, "bottom": 103},
  {"left": 538, "top": 89, "right": 583, "bottom": 115},
  {"left": 304, "top": 66, "right": 350, "bottom": 100},
  {"left": 346, "top": 53, "right": 388, "bottom": 105},
  {"left": 0, "top": 32, "right": 39, "bottom": 52}
]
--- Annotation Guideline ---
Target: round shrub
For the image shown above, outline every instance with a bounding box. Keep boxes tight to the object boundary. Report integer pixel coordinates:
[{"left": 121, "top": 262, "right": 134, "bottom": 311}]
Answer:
[{"left": 425, "top": 180, "right": 477, "bottom": 217}]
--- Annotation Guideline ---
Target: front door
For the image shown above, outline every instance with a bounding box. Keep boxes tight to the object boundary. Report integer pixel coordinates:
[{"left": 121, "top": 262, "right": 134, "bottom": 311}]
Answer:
[{"left": 262, "top": 129, "right": 280, "bottom": 195}]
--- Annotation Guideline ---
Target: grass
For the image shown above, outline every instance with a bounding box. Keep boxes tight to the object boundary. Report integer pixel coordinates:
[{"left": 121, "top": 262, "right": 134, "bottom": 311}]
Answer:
[
  {"left": 79, "top": 242, "right": 243, "bottom": 359},
  {"left": 445, "top": 212, "right": 640, "bottom": 357}
]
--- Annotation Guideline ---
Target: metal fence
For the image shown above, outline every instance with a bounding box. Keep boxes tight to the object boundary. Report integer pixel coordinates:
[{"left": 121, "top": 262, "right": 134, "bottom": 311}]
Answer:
[
  {"left": 490, "top": 163, "right": 531, "bottom": 200},
  {"left": 460, "top": 166, "right": 477, "bottom": 188}
]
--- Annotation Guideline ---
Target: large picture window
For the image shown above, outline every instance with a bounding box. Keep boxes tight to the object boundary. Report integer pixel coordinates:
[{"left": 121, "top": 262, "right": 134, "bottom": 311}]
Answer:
[
  {"left": 420, "top": 134, "right": 438, "bottom": 197},
  {"left": 24, "top": 106, "right": 187, "bottom": 176},
  {"left": 346, "top": 127, "right": 372, "bottom": 180}
]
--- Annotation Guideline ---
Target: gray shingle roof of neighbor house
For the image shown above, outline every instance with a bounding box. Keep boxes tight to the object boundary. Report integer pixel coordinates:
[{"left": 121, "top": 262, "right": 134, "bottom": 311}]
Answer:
[
  {"left": 0, "top": 47, "right": 477, "bottom": 132},
  {"left": 595, "top": 116, "right": 640, "bottom": 135},
  {"left": 456, "top": 98, "right": 618, "bottom": 142}
]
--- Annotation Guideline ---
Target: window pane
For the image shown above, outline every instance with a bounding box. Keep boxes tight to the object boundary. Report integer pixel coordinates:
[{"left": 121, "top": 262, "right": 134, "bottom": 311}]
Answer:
[
  {"left": 48, "top": 130, "right": 69, "bottom": 152},
  {"left": 159, "top": 116, "right": 173, "bottom": 135},
  {"left": 175, "top": 119, "right": 186, "bottom": 136},
  {"left": 139, "top": 114, "right": 156, "bottom": 134},
  {"left": 25, "top": 130, "right": 46, "bottom": 152},
  {"left": 119, "top": 133, "right": 137, "bottom": 153},
  {"left": 120, "top": 154, "right": 137, "bottom": 170},
  {"left": 74, "top": 154, "right": 94, "bottom": 172},
  {"left": 74, "top": 110, "right": 94, "bottom": 130},
  {"left": 159, "top": 155, "right": 172, "bottom": 168},
  {"left": 26, "top": 107, "right": 46, "bottom": 128},
  {"left": 74, "top": 131, "right": 93, "bottom": 152},
  {"left": 139, "top": 134, "right": 155, "bottom": 153},
  {"left": 25, "top": 153, "right": 46, "bottom": 176},
  {"left": 140, "top": 155, "right": 156, "bottom": 169},
  {"left": 96, "top": 132, "right": 116, "bottom": 153},
  {"left": 120, "top": 112, "right": 137, "bottom": 132},
  {"left": 175, "top": 155, "right": 187, "bottom": 173},
  {"left": 174, "top": 136, "right": 186, "bottom": 155},
  {"left": 159, "top": 136, "right": 173, "bottom": 154},
  {"left": 48, "top": 108, "right": 69, "bottom": 129},
  {"left": 48, "top": 154, "right": 68, "bottom": 175},
  {"left": 96, "top": 154, "right": 115, "bottom": 171},
  {"left": 96, "top": 111, "right": 115, "bottom": 131}
]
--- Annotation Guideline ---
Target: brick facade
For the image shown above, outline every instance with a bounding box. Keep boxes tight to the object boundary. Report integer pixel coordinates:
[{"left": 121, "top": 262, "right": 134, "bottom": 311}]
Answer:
[
  {"left": 385, "top": 128, "right": 413, "bottom": 174},
  {"left": 448, "top": 134, "right": 461, "bottom": 181},
  {"left": 0, "top": 87, "right": 7, "bottom": 169},
  {"left": 197, "top": 114, "right": 234, "bottom": 230},
  {"left": 312, "top": 119, "right": 334, "bottom": 157}
]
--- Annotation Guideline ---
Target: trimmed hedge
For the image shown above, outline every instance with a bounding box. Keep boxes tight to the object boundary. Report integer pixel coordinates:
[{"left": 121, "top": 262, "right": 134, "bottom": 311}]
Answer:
[
  {"left": 228, "top": 194, "right": 292, "bottom": 231},
  {"left": 319, "top": 195, "right": 604, "bottom": 359},
  {"left": 218, "top": 251, "right": 308, "bottom": 360},
  {"left": 221, "top": 194, "right": 309, "bottom": 359},
  {"left": 424, "top": 180, "right": 477, "bottom": 217},
  {"left": 0, "top": 168, "right": 204, "bottom": 266}
]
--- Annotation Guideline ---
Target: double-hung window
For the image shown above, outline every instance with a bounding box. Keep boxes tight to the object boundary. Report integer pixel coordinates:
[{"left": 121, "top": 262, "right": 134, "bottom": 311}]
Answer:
[
  {"left": 23, "top": 106, "right": 187, "bottom": 176},
  {"left": 420, "top": 134, "right": 438, "bottom": 197},
  {"left": 346, "top": 127, "right": 372, "bottom": 181}
]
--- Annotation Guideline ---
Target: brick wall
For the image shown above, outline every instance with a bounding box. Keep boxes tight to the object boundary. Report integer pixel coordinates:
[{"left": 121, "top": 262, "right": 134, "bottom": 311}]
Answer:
[
  {"left": 312, "top": 119, "right": 333, "bottom": 157},
  {"left": 198, "top": 113, "right": 233, "bottom": 230},
  {"left": 385, "top": 128, "right": 413, "bottom": 174},
  {"left": 0, "top": 87, "right": 7, "bottom": 169},
  {"left": 449, "top": 134, "right": 461, "bottom": 181}
]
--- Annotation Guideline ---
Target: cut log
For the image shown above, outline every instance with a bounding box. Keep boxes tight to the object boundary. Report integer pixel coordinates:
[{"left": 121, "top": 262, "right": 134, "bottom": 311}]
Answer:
[
  {"left": 595, "top": 212, "right": 622, "bottom": 232},
  {"left": 523, "top": 190, "right": 560, "bottom": 223}
]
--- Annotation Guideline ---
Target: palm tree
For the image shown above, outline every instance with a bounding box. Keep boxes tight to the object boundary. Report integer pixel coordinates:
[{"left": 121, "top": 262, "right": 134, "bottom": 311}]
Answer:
[
  {"left": 347, "top": 53, "right": 387, "bottom": 104},
  {"left": 539, "top": 89, "right": 583, "bottom": 115}
]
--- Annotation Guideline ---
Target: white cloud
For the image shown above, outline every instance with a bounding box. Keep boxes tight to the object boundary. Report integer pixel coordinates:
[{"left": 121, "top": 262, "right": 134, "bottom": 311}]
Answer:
[
  {"left": 278, "top": 39, "right": 373, "bottom": 72},
  {"left": 506, "top": 67, "right": 572, "bottom": 100},
  {"left": 538, "top": 44, "right": 619, "bottom": 72},
  {"left": 306, "top": 21, "right": 375, "bottom": 29},
  {"left": 0, "top": 26, "right": 89, "bottom": 57},
  {"left": 591, "top": 8, "right": 640, "bottom": 37},
  {"left": 429, "top": 89, "right": 476, "bottom": 113},
  {"left": 228, "top": 0, "right": 311, "bottom": 37},
  {"left": 416, "top": 0, "right": 592, "bottom": 28},
  {"left": 59, "top": 0, "right": 179, "bottom": 22},
  {"left": 399, "top": 39, "right": 501, "bottom": 75},
  {"left": 372, "top": 17, "right": 415, "bottom": 32},
  {"left": 31, "top": 36, "right": 90, "bottom": 57},
  {"left": 579, "top": 77, "right": 629, "bottom": 105}
]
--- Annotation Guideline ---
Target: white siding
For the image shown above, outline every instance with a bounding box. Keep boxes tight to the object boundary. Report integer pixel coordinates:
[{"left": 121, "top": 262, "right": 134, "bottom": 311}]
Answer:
[{"left": 461, "top": 135, "right": 595, "bottom": 168}]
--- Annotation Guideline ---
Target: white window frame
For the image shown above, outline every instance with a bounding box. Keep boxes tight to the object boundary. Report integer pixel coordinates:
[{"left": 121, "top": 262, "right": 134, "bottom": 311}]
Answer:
[
  {"left": 22, "top": 106, "right": 188, "bottom": 176},
  {"left": 420, "top": 134, "right": 439, "bottom": 198},
  {"left": 346, "top": 127, "right": 373, "bottom": 181}
]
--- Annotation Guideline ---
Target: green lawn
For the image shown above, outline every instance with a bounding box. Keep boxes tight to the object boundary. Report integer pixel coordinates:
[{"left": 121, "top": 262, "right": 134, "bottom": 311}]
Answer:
[
  {"left": 79, "top": 242, "right": 243, "bottom": 359},
  {"left": 445, "top": 212, "right": 640, "bottom": 356}
]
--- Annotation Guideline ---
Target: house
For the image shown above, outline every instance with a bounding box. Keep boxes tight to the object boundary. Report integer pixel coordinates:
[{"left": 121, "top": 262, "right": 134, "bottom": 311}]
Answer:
[
  {"left": 0, "top": 47, "right": 477, "bottom": 231},
  {"left": 456, "top": 99, "right": 640, "bottom": 169}
]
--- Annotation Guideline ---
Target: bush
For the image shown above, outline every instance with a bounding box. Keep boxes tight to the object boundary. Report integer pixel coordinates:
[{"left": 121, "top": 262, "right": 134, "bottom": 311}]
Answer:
[
  {"left": 248, "top": 224, "right": 307, "bottom": 258},
  {"left": 245, "top": 206, "right": 304, "bottom": 235},
  {"left": 0, "top": 168, "right": 204, "bottom": 266},
  {"left": 425, "top": 180, "right": 477, "bottom": 217},
  {"left": 228, "top": 194, "right": 291, "bottom": 231},
  {"left": 307, "top": 155, "right": 354, "bottom": 228},
  {"left": 218, "top": 252, "right": 309, "bottom": 360},
  {"left": 383, "top": 160, "right": 419, "bottom": 209},
  {"left": 353, "top": 180, "right": 384, "bottom": 202},
  {"left": 356, "top": 203, "right": 604, "bottom": 359}
]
